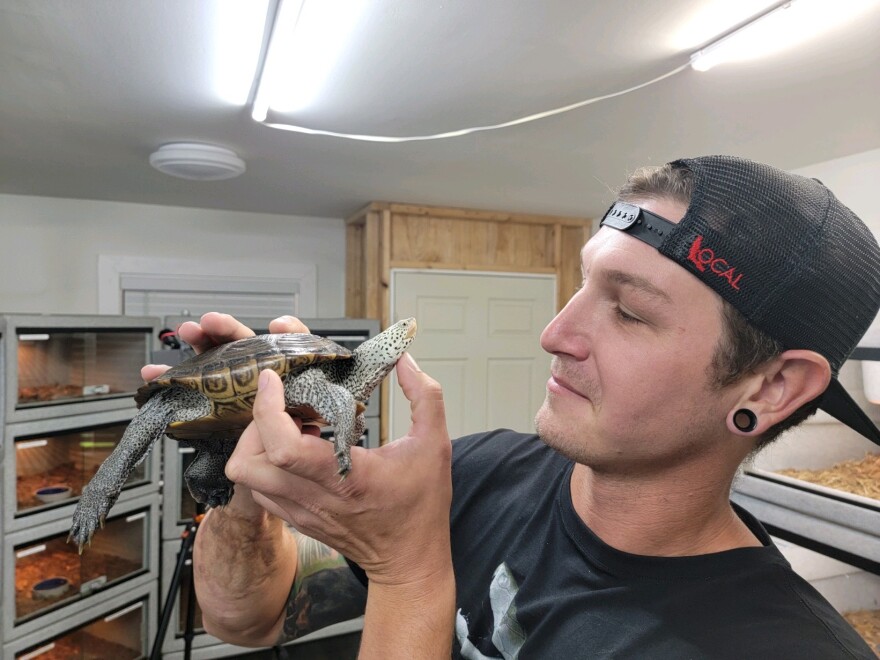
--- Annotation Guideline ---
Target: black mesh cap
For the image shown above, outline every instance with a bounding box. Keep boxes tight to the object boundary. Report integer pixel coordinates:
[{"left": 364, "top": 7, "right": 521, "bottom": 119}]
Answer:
[{"left": 601, "top": 155, "right": 880, "bottom": 446}]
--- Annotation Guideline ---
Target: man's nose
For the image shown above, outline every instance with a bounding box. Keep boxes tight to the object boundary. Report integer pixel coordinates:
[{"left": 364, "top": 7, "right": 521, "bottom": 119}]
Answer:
[{"left": 540, "top": 288, "right": 591, "bottom": 361}]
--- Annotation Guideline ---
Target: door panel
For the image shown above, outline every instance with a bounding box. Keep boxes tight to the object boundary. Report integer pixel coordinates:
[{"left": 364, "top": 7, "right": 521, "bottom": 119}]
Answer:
[
  {"left": 417, "top": 358, "right": 470, "bottom": 441},
  {"left": 390, "top": 271, "right": 556, "bottom": 441}
]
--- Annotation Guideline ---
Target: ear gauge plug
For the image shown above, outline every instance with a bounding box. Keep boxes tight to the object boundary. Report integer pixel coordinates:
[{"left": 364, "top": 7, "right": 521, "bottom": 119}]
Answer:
[{"left": 733, "top": 408, "right": 758, "bottom": 433}]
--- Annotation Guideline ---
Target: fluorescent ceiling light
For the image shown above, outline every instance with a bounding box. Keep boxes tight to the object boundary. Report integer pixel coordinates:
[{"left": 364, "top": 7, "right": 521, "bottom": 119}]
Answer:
[
  {"left": 252, "top": 0, "right": 367, "bottom": 122},
  {"left": 212, "top": 0, "right": 272, "bottom": 105},
  {"left": 690, "top": 0, "right": 879, "bottom": 72},
  {"left": 673, "top": 0, "right": 779, "bottom": 50}
]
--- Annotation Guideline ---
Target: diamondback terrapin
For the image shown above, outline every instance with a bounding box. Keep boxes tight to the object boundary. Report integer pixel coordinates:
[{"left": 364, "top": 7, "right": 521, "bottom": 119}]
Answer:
[{"left": 69, "top": 317, "right": 417, "bottom": 550}]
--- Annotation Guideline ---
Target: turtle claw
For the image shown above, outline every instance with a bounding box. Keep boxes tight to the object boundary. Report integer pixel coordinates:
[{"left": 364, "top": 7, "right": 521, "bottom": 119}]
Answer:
[
  {"left": 67, "top": 521, "right": 93, "bottom": 555},
  {"left": 185, "top": 482, "right": 234, "bottom": 509},
  {"left": 69, "top": 516, "right": 96, "bottom": 553},
  {"left": 203, "top": 490, "right": 234, "bottom": 508},
  {"left": 333, "top": 445, "right": 353, "bottom": 477},
  {"left": 69, "top": 485, "right": 116, "bottom": 552},
  {"left": 335, "top": 456, "right": 352, "bottom": 479}
]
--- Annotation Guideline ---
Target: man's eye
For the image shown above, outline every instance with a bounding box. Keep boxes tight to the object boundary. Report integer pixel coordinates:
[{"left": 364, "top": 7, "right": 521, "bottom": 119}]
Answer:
[{"left": 615, "top": 306, "right": 642, "bottom": 324}]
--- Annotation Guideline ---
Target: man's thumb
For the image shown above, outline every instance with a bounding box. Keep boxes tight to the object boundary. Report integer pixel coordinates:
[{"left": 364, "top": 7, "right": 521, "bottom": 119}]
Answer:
[{"left": 395, "top": 353, "right": 448, "bottom": 439}]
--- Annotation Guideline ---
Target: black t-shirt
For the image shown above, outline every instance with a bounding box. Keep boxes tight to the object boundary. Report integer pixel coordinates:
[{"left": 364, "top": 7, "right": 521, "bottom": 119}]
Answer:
[{"left": 448, "top": 429, "right": 874, "bottom": 659}]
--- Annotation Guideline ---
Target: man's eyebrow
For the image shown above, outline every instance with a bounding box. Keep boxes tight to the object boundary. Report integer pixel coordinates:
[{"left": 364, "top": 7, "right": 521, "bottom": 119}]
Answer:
[{"left": 602, "top": 269, "right": 672, "bottom": 304}]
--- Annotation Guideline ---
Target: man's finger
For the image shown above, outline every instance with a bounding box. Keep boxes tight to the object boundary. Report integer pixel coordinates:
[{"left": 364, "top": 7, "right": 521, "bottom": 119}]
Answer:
[
  {"left": 199, "top": 312, "right": 257, "bottom": 343},
  {"left": 268, "top": 315, "right": 311, "bottom": 334},
  {"left": 224, "top": 419, "right": 265, "bottom": 486},
  {"left": 226, "top": 410, "right": 310, "bottom": 484},
  {"left": 252, "top": 370, "right": 338, "bottom": 480},
  {"left": 226, "top": 420, "right": 327, "bottom": 504},
  {"left": 178, "top": 313, "right": 256, "bottom": 354},
  {"left": 141, "top": 364, "right": 169, "bottom": 381}
]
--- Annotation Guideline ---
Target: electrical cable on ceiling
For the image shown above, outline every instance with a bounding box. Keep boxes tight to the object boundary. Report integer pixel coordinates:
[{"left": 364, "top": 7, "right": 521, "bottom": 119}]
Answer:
[
  {"left": 252, "top": 0, "right": 871, "bottom": 141},
  {"left": 254, "top": 61, "right": 691, "bottom": 143}
]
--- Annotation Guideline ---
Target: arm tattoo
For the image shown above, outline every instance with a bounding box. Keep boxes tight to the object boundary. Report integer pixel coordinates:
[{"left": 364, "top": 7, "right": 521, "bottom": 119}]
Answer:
[{"left": 280, "top": 529, "right": 367, "bottom": 642}]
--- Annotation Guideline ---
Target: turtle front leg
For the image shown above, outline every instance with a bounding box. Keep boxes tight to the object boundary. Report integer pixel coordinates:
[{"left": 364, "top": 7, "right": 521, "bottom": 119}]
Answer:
[
  {"left": 334, "top": 412, "right": 367, "bottom": 477},
  {"left": 283, "top": 370, "right": 360, "bottom": 476}
]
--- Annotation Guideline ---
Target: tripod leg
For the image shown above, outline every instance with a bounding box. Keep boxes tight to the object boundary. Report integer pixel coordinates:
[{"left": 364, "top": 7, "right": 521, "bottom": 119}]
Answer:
[
  {"left": 150, "top": 521, "right": 198, "bottom": 660},
  {"left": 184, "top": 527, "right": 199, "bottom": 658}
]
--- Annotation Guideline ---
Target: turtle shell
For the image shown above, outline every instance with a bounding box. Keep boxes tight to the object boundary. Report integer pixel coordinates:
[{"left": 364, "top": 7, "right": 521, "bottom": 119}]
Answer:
[{"left": 136, "top": 333, "right": 351, "bottom": 438}]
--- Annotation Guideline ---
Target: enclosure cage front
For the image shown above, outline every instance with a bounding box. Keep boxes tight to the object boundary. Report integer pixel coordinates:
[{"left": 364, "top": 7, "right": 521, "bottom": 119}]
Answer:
[
  {"left": 4, "top": 409, "right": 160, "bottom": 532},
  {"left": 3, "top": 497, "right": 159, "bottom": 641},
  {"left": 2, "top": 314, "right": 159, "bottom": 423}
]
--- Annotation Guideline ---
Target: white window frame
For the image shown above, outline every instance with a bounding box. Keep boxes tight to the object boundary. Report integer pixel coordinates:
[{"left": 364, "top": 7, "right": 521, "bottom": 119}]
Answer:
[{"left": 97, "top": 255, "right": 317, "bottom": 317}]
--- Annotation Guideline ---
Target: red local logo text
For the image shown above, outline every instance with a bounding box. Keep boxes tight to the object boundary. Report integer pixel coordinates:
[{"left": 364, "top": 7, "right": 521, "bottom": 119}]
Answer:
[{"left": 687, "top": 235, "right": 743, "bottom": 291}]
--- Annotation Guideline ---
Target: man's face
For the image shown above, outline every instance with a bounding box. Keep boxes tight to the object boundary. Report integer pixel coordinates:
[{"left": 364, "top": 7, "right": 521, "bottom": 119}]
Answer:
[{"left": 535, "top": 198, "right": 739, "bottom": 472}]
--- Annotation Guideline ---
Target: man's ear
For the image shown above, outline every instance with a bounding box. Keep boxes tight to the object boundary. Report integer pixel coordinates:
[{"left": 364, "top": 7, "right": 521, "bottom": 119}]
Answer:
[{"left": 726, "top": 350, "right": 831, "bottom": 436}]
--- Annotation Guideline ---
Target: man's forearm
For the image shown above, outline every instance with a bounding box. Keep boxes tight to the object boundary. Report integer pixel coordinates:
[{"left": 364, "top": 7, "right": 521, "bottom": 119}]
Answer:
[{"left": 193, "top": 489, "right": 296, "bottom": 646}]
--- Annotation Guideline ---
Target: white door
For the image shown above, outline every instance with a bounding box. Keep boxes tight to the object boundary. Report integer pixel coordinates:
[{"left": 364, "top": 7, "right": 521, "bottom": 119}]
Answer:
[{"left": 390, "top": 270, "right": 556, "bottom": 441}]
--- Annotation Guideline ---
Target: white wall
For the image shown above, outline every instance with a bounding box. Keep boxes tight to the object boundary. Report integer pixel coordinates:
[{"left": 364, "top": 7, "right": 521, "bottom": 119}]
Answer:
[
  {"left": 0, "top": 194, "right": 346, "bottom": 317},
  {"left": 791, "top": 147, "right": 880, "bottom": 234},
  {"left": 1, "top": 146, "right": 876, "bottom": 321}
]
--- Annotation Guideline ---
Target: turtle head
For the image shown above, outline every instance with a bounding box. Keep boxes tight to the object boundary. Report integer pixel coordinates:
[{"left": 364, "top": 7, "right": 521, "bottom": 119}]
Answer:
[{"left": 347, "top": 317, "right": 417, "bottom": 401}]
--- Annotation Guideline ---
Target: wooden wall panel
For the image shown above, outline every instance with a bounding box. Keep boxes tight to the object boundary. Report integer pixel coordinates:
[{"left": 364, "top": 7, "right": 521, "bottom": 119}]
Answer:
[
  {"left": 487, "top": 222, "right": 555, "bottom": 269},
  {"left": 557, "top": 225, "right": 593, "bottom": 310},
  {"left": 345, "top": 222, "right": 365, "bottom": 318},
  {"left": 363, "top": 210, "right": 383, "bottom": 323},
  {"left": 389, "top": 215, "right": 557, "bottom": 270}
]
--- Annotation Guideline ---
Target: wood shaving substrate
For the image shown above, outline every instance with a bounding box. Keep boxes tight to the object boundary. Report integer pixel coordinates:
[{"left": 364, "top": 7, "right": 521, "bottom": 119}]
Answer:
[
  {"left": 843, "top": 610, "right": 880, "bottom": 657},
  {"left": 776, "top": 453, "right": 880, "bottom": 500}
]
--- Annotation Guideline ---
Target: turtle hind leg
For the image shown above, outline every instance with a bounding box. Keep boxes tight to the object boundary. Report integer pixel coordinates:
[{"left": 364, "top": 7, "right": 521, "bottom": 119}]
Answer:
[
  {"left": 69, "top": 392, "right": 175, "bottom": 551},
  {"left": 184, "top": 439, "right": 237, "bottom": 508}
]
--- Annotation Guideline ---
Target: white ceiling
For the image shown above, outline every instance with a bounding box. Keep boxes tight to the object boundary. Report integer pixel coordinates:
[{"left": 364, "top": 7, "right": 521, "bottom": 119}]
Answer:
[{"left": 1, "top": 0, "right": 878, "bottom": 220}]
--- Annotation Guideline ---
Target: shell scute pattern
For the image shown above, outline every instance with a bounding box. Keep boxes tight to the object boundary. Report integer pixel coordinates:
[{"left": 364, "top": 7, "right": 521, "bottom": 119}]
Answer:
[
  {"left": 212, "top": 395, "right": 256, "bottom": 419},
  {"left": 135, "top": 334, "right": 351, "bottom": 414},
  {"left": 230, "top": 358, "right": 260, "bottom": 390},
  {"left": 201, "top": 370, "right": 234, "bottom": 398}
]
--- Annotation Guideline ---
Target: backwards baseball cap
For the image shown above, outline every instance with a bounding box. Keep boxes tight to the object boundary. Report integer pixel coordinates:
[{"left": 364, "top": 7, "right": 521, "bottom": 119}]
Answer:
[{"left": 600, "top": 155, "right": 880, "bottom": 447}]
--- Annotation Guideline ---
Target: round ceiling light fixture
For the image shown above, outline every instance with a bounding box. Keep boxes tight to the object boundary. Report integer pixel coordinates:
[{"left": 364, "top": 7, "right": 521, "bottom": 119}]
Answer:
[{"left": 149, "top": 142, "right": 246, "bottom": 181}]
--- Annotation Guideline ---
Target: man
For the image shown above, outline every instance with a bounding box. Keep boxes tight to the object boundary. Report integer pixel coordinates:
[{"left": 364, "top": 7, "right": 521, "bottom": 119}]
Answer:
[{"left": 148, "top": 156, "right": 880, "bottom": 658}]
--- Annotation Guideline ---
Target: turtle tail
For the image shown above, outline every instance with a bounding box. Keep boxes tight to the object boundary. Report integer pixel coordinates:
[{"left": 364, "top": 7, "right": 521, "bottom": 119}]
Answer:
[{"left": 69, "top": 391, "right": 173, "bottom": 552}]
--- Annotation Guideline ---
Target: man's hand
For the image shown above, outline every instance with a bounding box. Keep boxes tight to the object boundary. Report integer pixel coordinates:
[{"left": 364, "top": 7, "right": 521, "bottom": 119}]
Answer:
[
  {"left": 226, "top": 352, "right": 453, "bottom": 587},
  {"left": 227, "top": 352, "right": 456, "bottom": 657}
]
